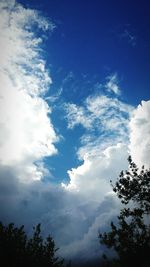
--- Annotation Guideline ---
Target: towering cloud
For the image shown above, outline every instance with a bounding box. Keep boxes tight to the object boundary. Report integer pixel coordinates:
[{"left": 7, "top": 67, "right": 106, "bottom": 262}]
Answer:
[
  {"left": 0, "top": 0, "right": 149, "bottom": 264},
  {"left": 0, "top": 0, "right": 58, "bottom": 182},
  {"left": 129, "top": 100, "right": 150, "bottom": 168}
]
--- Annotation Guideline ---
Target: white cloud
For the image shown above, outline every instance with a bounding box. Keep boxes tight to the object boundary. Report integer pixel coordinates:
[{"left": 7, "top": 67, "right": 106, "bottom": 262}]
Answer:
[
  {"left": 0, "top": 1, "right": 149, "bottom": 264},
  {"left": 61, "top": 98, "right": 150, "bottom": 261},
  {"left": 64, "top": 88, "right": 134, "bottom": 197},
  {"left": 129, "top": 100, "right": 150, "bottom": 168},
  {"left": 65, "top": 94, "right": 133, "bottom": 143},
  {"left": 105, "top": 73, "right": 121, "bottom": 95},
  {"left": 63, "top": 143, "right": 129, "bottom": 200},
  {"left": 64, "top": 103, "right": 92, "bottom": 129},
  {"left": 0, "top": 0, "right": 58, "bottom": 182}
]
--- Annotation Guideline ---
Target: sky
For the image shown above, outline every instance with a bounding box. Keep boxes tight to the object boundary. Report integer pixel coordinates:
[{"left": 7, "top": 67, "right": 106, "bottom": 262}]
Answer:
[{"left": 0, "top": 0, "right": 150, "bottom": 265}]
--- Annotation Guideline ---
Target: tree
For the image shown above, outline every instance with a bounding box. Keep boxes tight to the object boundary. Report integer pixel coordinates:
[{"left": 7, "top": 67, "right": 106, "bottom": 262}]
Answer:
[
  {"left": 0, "top": 222, "right": 64, "bottom": 267},
  {"left": 99, "top": 156, "right": 150, "bottom": 267}
]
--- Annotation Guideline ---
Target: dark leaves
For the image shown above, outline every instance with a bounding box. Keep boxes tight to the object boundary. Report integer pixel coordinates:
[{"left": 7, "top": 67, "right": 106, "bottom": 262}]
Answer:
[{"left": 0, "top": 222, "right": 64, "bottom": 267}]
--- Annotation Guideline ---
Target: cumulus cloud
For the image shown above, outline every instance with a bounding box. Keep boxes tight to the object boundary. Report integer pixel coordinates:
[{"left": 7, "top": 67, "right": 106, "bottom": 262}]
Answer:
[
  {"left": 62, "top": 89, "right": 132, "bottom": 260},
  {"left": 0, "top": 1, "right": 149, "bottom": 265},
  {"left": 129, "top": 100, "right": 150, "bottom": 168},
  {"left": 64, "top": 84, "right": 134, "bottom": 198},
  {"left": 62, "top": 81, "right": 150, "bottom": 260},
  {"left": 0, "top": 0, "right": 58, "bottom": 182},
  {"left": 63, "top": 143, "right": 129, "bottom": 198}
]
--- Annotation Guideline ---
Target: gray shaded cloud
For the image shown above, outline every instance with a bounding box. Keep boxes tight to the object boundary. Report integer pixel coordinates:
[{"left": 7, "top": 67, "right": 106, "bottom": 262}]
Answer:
[
  {"left": 0, "top": 170, "right": 120, "bottom": 261},
  {"left": 0, "top": 1, "right": 149, "bottom": 264}
]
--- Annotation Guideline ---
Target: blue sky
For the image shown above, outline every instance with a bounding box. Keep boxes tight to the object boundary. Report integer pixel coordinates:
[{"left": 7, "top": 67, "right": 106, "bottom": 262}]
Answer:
[
  {"left": 0, "top": 0, "right": 150, "bottom": 265},
  {"left": 20, "top": 0, "right": 150, "bottom": 102},
  {"left": 19, "top": 0, "right": 150, "bottom": 181}
]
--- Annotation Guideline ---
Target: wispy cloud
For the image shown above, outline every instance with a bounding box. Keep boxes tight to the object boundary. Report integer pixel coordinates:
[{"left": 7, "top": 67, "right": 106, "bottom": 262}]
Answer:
[
  {"left": 105, "top": 73, "right": 121, "bottom": 95},
  {"left": 64, "top": 103, "right": 93, "bottom": 129},
  {"left": 65, "top": 93, "right": 133, "bottom": 142},
  {"left": 0, "top": 0, "right": 58, "bottom": 182},
  {"left": 114, "top": 24, "right": 137, "bottom": 47},
  {"left": 0, "top": 1, "right": 149, "bottom": 264},
  {"left": 121, "top": 29, "right": 137, "bottom": 47}
]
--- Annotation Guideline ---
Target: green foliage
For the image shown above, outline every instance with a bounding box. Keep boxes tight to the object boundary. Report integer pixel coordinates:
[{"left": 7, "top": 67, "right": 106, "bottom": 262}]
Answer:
[
  {"left": 99, "top": 157, "right": 150, "bottom": 267},
  {"left": 0, "top": 222, "right": 64, "bottom": 267}
]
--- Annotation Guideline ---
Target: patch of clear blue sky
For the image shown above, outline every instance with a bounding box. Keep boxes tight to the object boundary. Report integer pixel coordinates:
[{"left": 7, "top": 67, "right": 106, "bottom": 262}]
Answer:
[
  {"left": 19, "top": 0, "right": 150, "bottom": 182},
  {"left": 20, "top": 0, "right": 150, "bottom": 102}
]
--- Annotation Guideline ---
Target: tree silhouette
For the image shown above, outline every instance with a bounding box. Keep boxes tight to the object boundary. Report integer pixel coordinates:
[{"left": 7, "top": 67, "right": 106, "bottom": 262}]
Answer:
[
  {"left": 99, "top": 156, "right": 150, "bottom": 267},
  {"left": 0, "top": 222, "right": 64, "bottom": 267}
]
